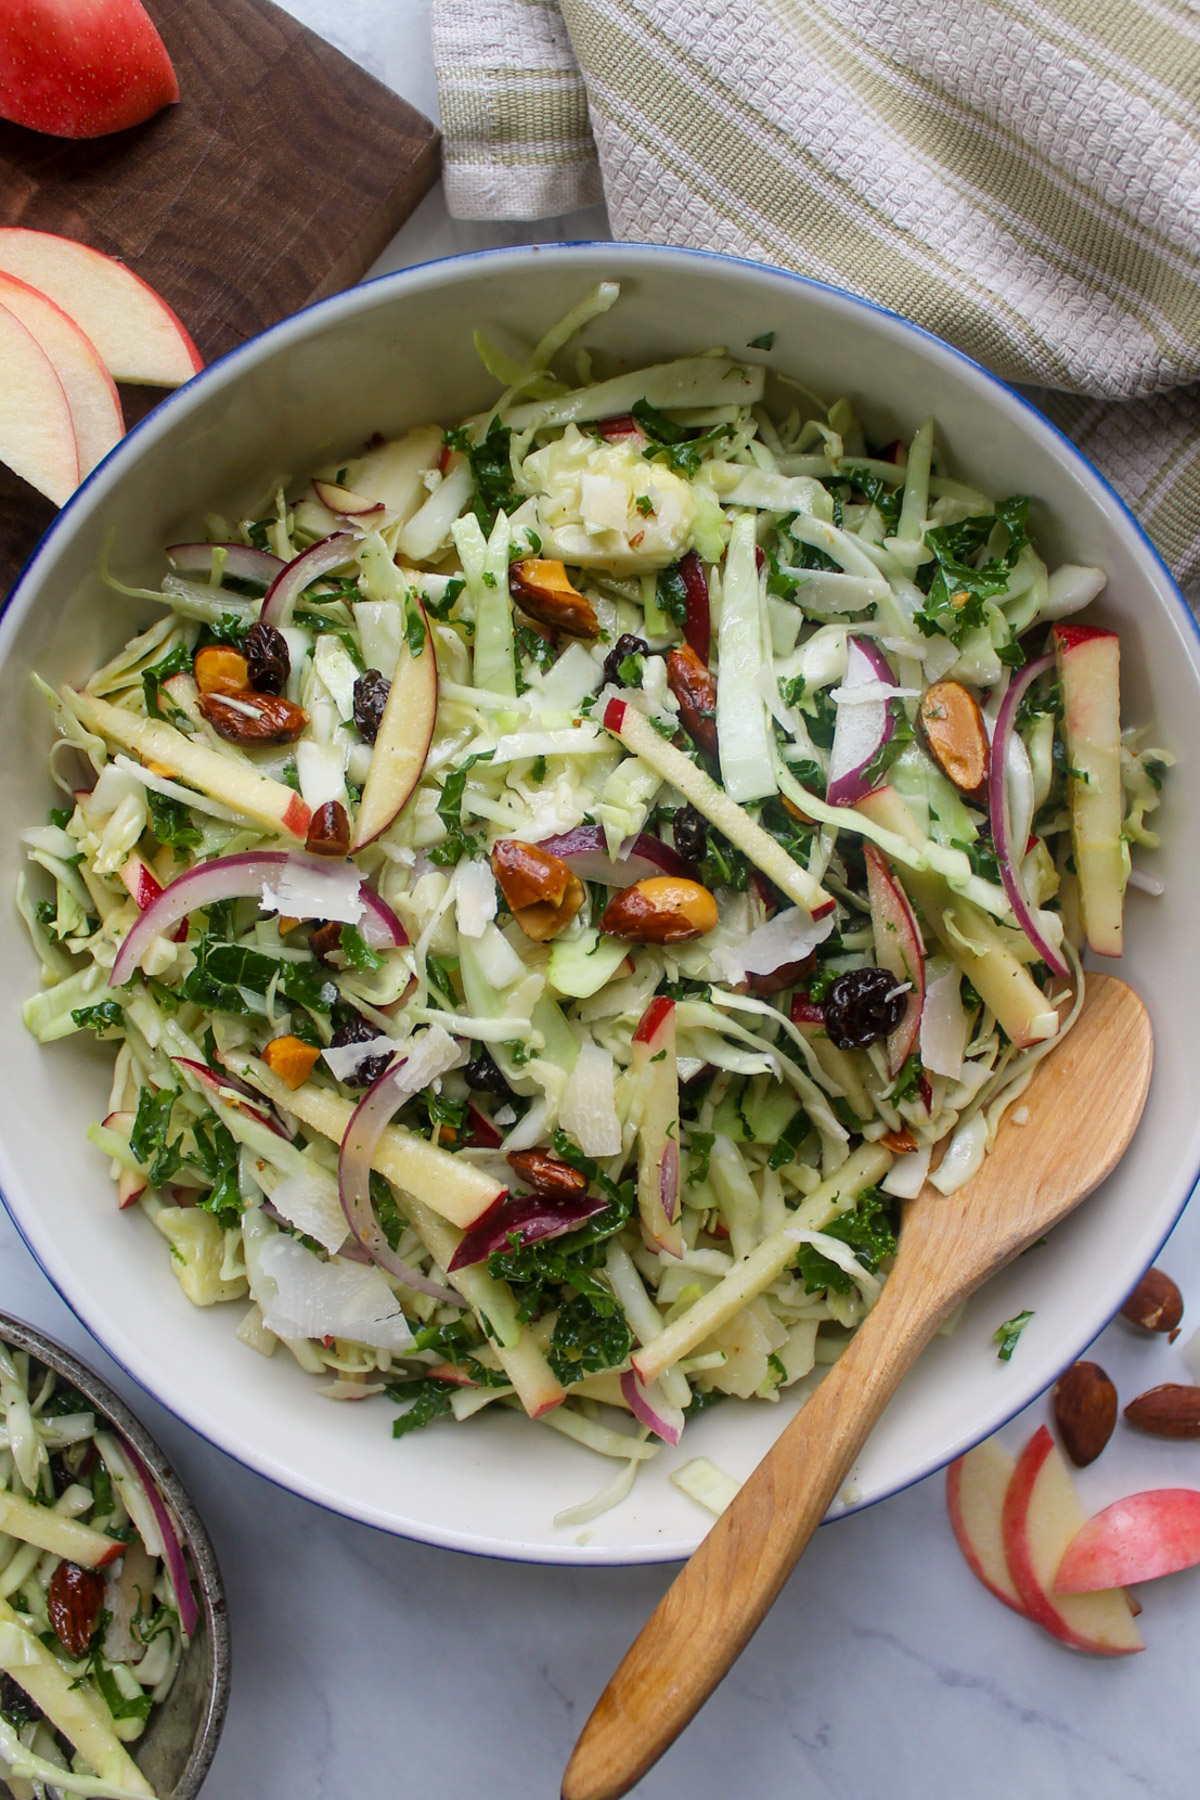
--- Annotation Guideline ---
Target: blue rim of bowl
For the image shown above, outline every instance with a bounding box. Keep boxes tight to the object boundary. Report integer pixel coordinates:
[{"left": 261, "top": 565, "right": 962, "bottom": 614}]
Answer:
[{"left": 1, "top": 239, "right": 1198, "bottom": 1564}]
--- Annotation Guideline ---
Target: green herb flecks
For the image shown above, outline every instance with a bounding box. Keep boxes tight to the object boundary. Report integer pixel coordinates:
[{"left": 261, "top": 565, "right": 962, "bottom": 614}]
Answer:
[{"left": 993, "top": 1309, "right": 1034, "bottom": 1361}]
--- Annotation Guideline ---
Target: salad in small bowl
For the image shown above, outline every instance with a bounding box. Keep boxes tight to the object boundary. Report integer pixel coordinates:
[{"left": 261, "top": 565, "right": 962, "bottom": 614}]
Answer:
[{"left": 16, "top": 276, "right": 1170, "bottom": 1535}]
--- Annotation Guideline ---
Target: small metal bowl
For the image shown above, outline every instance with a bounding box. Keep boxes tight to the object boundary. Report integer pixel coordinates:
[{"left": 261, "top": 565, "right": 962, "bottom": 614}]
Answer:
[{"left": 0, "top": 1314, "right": 229, "bottom": 1799}]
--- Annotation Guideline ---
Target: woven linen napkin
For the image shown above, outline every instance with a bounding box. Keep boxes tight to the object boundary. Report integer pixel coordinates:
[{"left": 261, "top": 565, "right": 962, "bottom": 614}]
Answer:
[{"left": 432, "top": 0, "right": 1200, "bottom": 601}]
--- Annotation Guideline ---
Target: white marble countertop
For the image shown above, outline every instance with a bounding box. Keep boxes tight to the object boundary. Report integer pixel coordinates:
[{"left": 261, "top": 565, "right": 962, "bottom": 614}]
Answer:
[{"left": 4, "top": 3, "right": 1199, "bottom": 1795}]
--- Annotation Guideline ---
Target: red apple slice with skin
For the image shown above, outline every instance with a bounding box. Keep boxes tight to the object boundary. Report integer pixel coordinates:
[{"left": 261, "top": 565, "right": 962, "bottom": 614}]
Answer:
[
  {"left": 1055, "top": 1489, "right": 1200, "bottom": 1593},
  {"left": 864, "top": 842, "right": 925, "bottom": 1076},
  {"left": 630, "top": 996, "right": 683, "bottom": 1259},
  {"left": 1002, "top": 1425, "right": 1143, "bottom": 1654},
  {"left": 0, "top": 298, "right": 79, "bottom": 502},
  {"left": 0, "top": 228, "right": 201, "bottom": 386},
  {"left": 0, "top": 0, "right": 178, "bottom": 138},
  {"left": 0, "top": 270, "right": 122, "bottom": 475},
  {"left": 947, "top": 1441, "right": 1031, "bottom": 1618},
  {"left": 1053, "top": 623, "right": 1125, "bottom": 958},
  {"left": 311, "top": 478, "right": 384, "bottom": 519},
  {"left": 352, "top": 599, "right": 438, "bottom": 850}
]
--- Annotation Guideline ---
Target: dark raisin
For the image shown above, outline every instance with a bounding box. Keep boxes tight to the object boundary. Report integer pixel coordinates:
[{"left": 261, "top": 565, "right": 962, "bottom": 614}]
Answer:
[
  {"left": 330, "top": 1009, "right": 390, "bottom": 1088},
  {"left": 464, "top": 1045, "right": 510, "bottom": 1098},
  {"left": 354, "top": 669, "right": 391, "bottom": 744},
  {"left": 672, "top": 804, "right": 707, "bottom": 866},
  {"left": 823, "top": 966, "right": 908, "bottom": 1050},
  {"left": 601, "top": 633, "right": 650, "bottom": 689},
  {"left": 244, "top": 620, "right": 291, "bottom": 695}
]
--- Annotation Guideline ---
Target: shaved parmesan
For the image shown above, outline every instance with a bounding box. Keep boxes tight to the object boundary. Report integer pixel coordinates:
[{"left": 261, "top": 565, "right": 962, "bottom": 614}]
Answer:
[
  {"left": 560, "top": 1040, "right": 621, "bottom": 1157},
  {"left": 258, "top": 1235, "right": 415, "bottom": 1352},
  {"left": 712, "top": 906, "right": 836, "bottom": 985},
  {"left": 453, "top": 859, "right": 497, "bottom": 939},
  {"left": 268, "top": 1171, "right": 348, "bottom": 1254},
  {"left": 323, "top": 1036, "right": 405, "bottom": 1084},
  {"left": 261, "top": 856, "right": 364, "bottom": 925}
]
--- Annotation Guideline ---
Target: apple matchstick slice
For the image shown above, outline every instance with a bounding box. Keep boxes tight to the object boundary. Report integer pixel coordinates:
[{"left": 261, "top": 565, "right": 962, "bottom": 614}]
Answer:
[
  {"left": 946, "top": 1441, "right": 1030, "bottom": 1617},
  {"left": 351, "top": 601, "right": 438, "bottom": 850},
  {"left": 0, "top": 300, "right": 79, "bottom": 504},
  {"left": 0, "top": 271, "right": 122, "bottom": 475},
  {"left": 1001, "top": 1425, "right": 1142, "bottom": 1654},
  {"left": 0, "top": 229, "right": 201, "bottom": 386},
  {"left": 1055, "top": 1489, "right": 1200, "bottom": 1593}
]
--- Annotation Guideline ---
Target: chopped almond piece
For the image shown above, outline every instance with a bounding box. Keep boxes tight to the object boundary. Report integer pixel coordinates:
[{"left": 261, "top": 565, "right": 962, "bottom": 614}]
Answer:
[{"left": 509, "top": 559, "right": 600, "bottom": 639}]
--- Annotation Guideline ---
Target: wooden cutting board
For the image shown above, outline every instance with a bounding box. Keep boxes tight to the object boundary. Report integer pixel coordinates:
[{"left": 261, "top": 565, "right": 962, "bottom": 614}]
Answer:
[{"left": 0, "top": 0, "right": 441, "bottom": 594}]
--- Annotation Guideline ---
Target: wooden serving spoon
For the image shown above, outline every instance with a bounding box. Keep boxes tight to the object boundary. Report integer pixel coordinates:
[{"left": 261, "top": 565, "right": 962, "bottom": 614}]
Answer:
[{"left": 563, "top": 973, "right": 1152, "bottom": 1800}]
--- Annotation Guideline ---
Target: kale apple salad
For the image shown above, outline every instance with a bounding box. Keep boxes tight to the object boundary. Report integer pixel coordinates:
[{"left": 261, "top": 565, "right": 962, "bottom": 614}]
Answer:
[
  {"left": 0, "top": 1343, "right": 197, "bottom": 1800},
  {"left": 20, "top": 282, "right": 1168, "bottom": 1527}
]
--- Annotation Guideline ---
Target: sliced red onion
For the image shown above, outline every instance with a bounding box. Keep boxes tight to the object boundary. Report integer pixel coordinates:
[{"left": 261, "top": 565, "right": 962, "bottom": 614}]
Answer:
[
  {"left": 620, "top": 1370, "right": 685, "bottom": 1447},
  {"left": 447, "top": 1191, "right": 608, "bottom": 1271},
  {"left": 172, "top": 1059, "right": 292, "bottom": 1139},
  {"left": 989, "top": 652, "right": 1069, "bottom": 977},
  {"left": 678, "top": 551, "right": 711, "bottom": 665},
  {"left": 166, "top": 542, "right": 284, "bottom": 586},
  {"left": 118, "top": 1438, "right": 200, "bottom": 1639},
  {"left": 537, "top": 824, "right": 696, "bottom": 887},
  {"left": 338, "top": 1030, "right": 470, "bottom": 1305},
  {"left": 260, "top": 532, "right": 358, "bottom": 629},
  {"left": 110, "top": 851, "right": 404, "bottom": 987},
  {"left": 826, "top": 636, "right": 897, "bottom": 807}
]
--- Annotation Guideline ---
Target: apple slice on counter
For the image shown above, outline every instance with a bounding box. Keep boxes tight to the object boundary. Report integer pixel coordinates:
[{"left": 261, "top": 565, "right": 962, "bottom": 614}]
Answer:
[
  {"left": 352, "top": 598, "right": 438, "bottom": 850},
  {"left": 630, "top": 996, "right": 683, "bottom": 1258},
  {"left": 864, "top": 843, "right": 925, "bottom": 1076},
  {"left": 1002, "top": 1425, "right": 1143, "bottom": 1654},
  {"left": 1054, "top": 623, "right": 1125, "bottom": 958},
  {"left": 0, "top": 299, "right": 79, "bottom": 503},
  {"left": 0, "top": 0, "right": 178, "bottom": 139},
  {"left": 0, "top": 228, "right": 201, "bottom": 386},
  {"left": 946, "top": 1440, "right": 1031, "bottom": 1618},
  {"left": 1055, "top": 1489, "right": 1200, "bottom": 1594},
  {"left": 0, "top": 271, "right": 122, "bottom": 475}
]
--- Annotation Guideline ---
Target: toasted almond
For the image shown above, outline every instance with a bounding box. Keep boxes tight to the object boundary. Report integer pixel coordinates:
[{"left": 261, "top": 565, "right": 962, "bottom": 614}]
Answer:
[
  {"left": 918, "top": 679, "right": 990, "bottom": 797},
  {"left": 600, "top": 876, "right": 718, "bottom": 944},
  {"left": 1119, "top": 1267, "right": 1184, "bottom": 1334},
  {"left": 509, "top": 558, "right": 599, "bottom": 639},
  {"left": 47, "top": 1561, "right": 106, "bottom": 1658},
  {"left": 1053, "top": 1361, "right": 1118, "bottom": 1466},
  {"left": 507, "top": 1149, "right": 590, "bottom": 1199},
  {"left": 1124, "top": 1383, "right": 1200, "bottom": 1439},
  {"left": 665, "top": 644, "right": 718, "bottom": 758}
]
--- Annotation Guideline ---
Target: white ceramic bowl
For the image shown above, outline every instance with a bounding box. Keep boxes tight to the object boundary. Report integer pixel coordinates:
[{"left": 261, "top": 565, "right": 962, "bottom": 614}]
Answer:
[{"left": 1, "top": 244, "right": 1197, "bottom": 1564}]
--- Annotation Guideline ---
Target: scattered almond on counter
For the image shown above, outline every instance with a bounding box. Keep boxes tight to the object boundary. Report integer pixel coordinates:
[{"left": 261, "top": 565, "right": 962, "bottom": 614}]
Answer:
[
  {"left": 1053, "top": 1361, "right": 1117, "bottom": 1467},
  {"left": 1120, "top": 1267, "right": 1184, "bottom": 1335},
  {"left": 1123, "top": 1384, "right": 1200, "bottom": 1440}
]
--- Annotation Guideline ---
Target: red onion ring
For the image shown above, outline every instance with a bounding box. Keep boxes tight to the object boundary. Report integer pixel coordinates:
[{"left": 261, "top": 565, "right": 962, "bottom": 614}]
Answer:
[
  {"left": 989, "top": 653, "right": 1069, "bottom": 977},
  {"left": 166, "top": 542, "right": 284, "bottom": 586},
  {"left": 619, "top": 1370, "right": 684, "bottom": 1447},
  {"left": 826, "top": 635, "right": 897, "bottom": 807},
  {"left": 260, "top": 533, "right": 358, "bottom": 629},
  {"left": 537, "top": 824, "right": 696, "bottom": 887},
  {"left": 678, "top": 551, "right": 711, "bottom": 665},
  {"left": 109, "top": 851, "right": 407, "bottom": 988},
  {"left": 446, "top": 1192, "right": 609, "bottom": 1271},
  {"left": 171, "top": 1058, "right": 293, "bottom": 1139},
  {"left": 338, "top": 1057, "right": 469, "bottom": 1306},
  {"left": 118, "top": 1438, "right": 200, "bottom": 1639}
]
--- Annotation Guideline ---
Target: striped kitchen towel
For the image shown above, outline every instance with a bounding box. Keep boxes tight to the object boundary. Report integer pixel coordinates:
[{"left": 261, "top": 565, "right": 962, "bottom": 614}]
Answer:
[{"left": 432, "top": 0, "right": 1200, "bottom": 600}]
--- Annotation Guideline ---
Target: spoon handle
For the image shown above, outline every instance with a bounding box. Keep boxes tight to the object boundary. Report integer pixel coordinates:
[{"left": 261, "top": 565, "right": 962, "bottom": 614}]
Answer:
[{"left": 561, "top": 1242, "right": 951, "bottom": 1800}]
